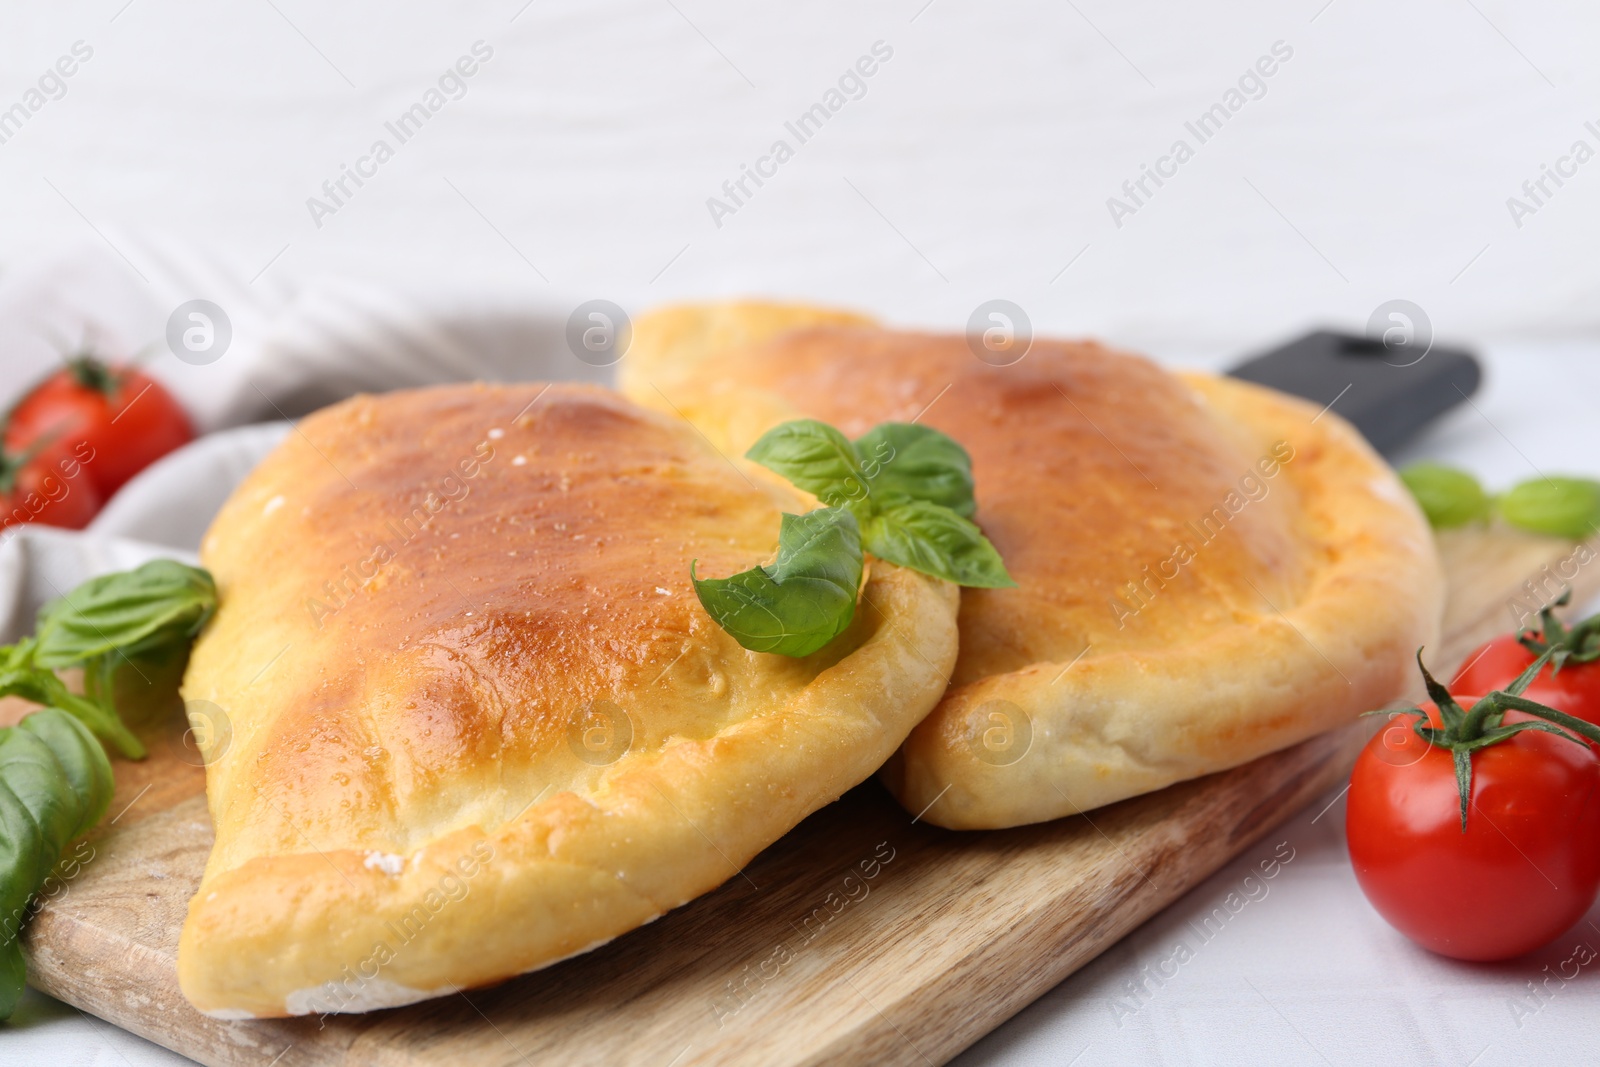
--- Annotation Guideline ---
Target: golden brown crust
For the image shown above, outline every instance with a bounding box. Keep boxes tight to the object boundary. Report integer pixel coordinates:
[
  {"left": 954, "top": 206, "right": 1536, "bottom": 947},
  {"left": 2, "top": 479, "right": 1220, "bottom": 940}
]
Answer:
[
  {"left": 177, "top": 383, "right": 958, "bottom": 1017},
  {"left": 622, "top": 305, "right": 1444, "bottom": 829},
  {"left": 623, "top": 300, "right": 875, "bottom": 393}
]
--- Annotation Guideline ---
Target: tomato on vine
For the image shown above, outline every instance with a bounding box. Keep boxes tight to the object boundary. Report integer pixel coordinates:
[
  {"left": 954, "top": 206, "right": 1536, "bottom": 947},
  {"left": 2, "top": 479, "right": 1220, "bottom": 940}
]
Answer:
[{"left": 1347, "top": 650, "right": 1600, "bottom": 961}]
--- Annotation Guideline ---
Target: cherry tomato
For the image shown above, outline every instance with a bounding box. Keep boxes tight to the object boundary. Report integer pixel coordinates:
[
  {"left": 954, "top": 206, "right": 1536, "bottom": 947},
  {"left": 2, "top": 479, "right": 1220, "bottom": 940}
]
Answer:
[
  {"left": 4, "top": 356, "right": 193, "bottom": 499},
  {"left": 1347, "top": 699, "right": 1600, "bottom": 960},
  {"left": 1454, "top": 633, "right": 1600, "bottom": 726},
  {"left": 0, "top": 443, "right": 102, "bottom": 531}
]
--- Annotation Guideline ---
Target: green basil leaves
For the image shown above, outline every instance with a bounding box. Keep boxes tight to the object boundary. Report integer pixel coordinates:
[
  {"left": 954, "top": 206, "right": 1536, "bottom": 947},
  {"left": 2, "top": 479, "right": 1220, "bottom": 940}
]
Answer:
[
  {"left": 1400, "top": 463, "right": 1600, "bottom": 541},
  {"left": 746, "top": 420, "right": 1010, "bottom": 587},
  {"left": 0, "top": 557, "right": 215, "bottom": 1017},
  {"left": 0, "top": 560, "right": 217, "bottom": 760},
  {"left": 694, "top": 419, "right": 1012, "bottom": 658},
  {"left": 692, "top": 507, "right": 864, "bottom": 657}
]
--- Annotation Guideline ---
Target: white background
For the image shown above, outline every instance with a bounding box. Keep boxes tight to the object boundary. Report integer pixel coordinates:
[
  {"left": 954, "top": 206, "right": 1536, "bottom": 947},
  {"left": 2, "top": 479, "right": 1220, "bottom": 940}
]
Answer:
[
  {"left": 1, "top": 0, "right": 1599, "bottom": 356},
  {"left": 2, "top": 1, "right": 1599, "bottom": 1064}
]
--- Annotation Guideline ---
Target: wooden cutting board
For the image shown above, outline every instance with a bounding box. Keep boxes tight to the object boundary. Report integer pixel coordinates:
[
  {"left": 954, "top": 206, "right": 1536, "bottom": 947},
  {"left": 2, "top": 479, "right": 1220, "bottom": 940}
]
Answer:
[{"left": 17, "top": 526, "right": 1598, "bottom": 1067}]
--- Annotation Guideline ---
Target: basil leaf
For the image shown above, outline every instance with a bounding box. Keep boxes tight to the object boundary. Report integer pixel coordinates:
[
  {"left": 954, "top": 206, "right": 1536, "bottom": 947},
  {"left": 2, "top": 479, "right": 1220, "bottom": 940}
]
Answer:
[
  {"left": 855, "top": 423, "right": 977, "bottom": 518},
  {"left": 0, "top": 939, "right": 24, "bottom": 1022},
  {"left": 0, "top": 731, "right": 79, "bottom": 892},
  {"left": 19, "top": 711, "right": 113, "bottom": 842},
  {"left": 863, "top": 501, "right": 1015, "bottom": 588},
  {"left": 33, "top": 560, "right": 217, "bottom": 669},
  {"left": 0, "top": 708, "right": 112, "bottom": 1019},
  {"left": 1398, "top": 462, "right": 1491, "bottom": 529},
  {"left": 745, "top": 421, "right": 870, "bottom": 512},
  {"left": 692, "top": 507, "right": 863, "bottom": 657},
  {"left": 0, "top": 775, "right": 43, "bottom": 1021},
  {"left": 1499, "top": 476, "right": 1600, "bottom": 541}
]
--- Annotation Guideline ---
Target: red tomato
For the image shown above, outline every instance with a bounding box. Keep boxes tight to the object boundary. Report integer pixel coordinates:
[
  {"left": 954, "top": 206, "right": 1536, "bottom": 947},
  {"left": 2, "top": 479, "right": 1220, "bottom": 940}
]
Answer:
[
  {"left": 0, "top": 444, "right": 102, "bottom": 531},
  {"left": 1347, "top": 699, "right": 1600, "bottom": 960},
  {"left": 4, "top": 357, "right": 193, "bottom": 499},
  {"left": 1455, "top": 633, "right": 1600, "bottom": 726}
]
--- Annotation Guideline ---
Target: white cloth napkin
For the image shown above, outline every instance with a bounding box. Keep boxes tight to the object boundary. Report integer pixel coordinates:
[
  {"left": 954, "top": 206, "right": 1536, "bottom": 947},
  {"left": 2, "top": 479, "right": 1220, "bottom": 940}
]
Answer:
[
  {"left": 0, "top": 525, "right": 194, "bottom": 645},
  {"left": 86, "top": 423, "right": 291, "bottom": 554},
  {"left": 0, "top": 238, "right": 607, "bottom": 433},
  {"left": 0, "top": 238, "right": 608, "bottom": 609}
]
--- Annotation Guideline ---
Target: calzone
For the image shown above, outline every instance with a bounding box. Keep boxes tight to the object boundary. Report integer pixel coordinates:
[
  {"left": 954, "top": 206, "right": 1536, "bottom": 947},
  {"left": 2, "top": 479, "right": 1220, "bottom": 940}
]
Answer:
[
  {"left": 176, "top": 383, "right": 958, "bottom": 1017},
  {"left": 620, "top": 303, "right": 1444, "bottom": 830}
]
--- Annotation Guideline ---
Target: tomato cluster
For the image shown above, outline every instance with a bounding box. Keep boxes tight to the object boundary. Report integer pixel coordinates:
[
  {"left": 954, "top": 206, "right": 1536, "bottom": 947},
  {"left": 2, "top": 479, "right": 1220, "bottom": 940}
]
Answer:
[
  {"left": 1347, "top": 603, "right": 1600, "bottom": 961},
  {"left": 1, "top": 354, "right": 192, "bottom": 531}
]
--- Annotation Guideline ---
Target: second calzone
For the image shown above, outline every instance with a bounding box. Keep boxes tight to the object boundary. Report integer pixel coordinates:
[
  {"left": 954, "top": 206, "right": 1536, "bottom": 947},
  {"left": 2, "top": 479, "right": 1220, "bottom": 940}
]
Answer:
[{"left": 621, "top": 303, "right": 1444, "bottom": 830}]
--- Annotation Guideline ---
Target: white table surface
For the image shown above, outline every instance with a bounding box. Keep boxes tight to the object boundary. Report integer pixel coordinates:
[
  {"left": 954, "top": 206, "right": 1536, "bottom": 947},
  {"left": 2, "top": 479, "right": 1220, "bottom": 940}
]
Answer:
[{"left": 3, "top": 1, "right": 1600, "bottom": 1063}]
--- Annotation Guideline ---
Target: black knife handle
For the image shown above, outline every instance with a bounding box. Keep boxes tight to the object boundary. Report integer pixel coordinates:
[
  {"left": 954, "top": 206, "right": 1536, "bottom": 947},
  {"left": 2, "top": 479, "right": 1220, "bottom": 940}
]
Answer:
[{"left": 1227, "top": 329, "right": 1482, "bottom": 457}]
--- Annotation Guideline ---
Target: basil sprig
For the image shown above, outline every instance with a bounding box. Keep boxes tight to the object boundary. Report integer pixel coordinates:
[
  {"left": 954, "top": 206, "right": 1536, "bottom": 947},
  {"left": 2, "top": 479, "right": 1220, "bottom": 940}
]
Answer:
[
  {"left": 0, "top": 558, "right": 215, "bottom": 1018},
  {"left": 1, "top": 560, "right": 218, "bottom": 760},
  {"left": 693, "top": 419, "right": 1012, "bottom": 658},
  {"left": 747, "top": 420, "right": 1013, "bottom": 588}
]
